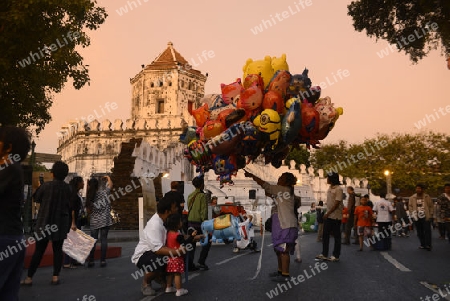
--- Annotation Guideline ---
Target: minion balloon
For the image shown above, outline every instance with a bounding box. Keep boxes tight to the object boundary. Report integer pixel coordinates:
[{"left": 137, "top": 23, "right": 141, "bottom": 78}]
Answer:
[{"left": 253, "top": 109, "right": 281, "bottom": 150}]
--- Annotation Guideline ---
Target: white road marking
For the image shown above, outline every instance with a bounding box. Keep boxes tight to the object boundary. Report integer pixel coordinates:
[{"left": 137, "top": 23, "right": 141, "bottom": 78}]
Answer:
[
  {"left": 184, "top": 273, "right": 200, "bottom": 282},
  {"left": 215, "top": 253, "right": 248, "bottom": 265},
  {"left": 420, "top": 281, "right": 450, "bottom": 301},
  {"left": 380, "top": 252, "right": 411, "bottom": 272},
  {"left": 249, "top": 230, "right": 266, "bottom": 280}
]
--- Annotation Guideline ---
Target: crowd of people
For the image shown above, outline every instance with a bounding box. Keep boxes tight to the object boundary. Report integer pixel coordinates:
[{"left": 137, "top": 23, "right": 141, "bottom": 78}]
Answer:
[
  {"left": 311, "top": 182, "right": 450, "bottom": 258},
  {"left": 1, "top": 125, "right": 450, "bottom": 300},
  {"left": 0, "top": 125, "right": 121, "bottom": 300}
]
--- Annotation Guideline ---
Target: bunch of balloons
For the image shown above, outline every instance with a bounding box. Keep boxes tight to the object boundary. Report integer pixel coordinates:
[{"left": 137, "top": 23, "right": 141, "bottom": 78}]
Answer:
[{"left": 180, "top": 54, "right": 343, "bottom": 187}]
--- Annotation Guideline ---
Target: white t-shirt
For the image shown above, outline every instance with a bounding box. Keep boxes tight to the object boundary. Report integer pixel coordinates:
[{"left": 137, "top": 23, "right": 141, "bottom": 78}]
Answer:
[
  {"left": 131, "top": 213, "right": 167, "bottom": 264},
  {"left": 373, "top": 199, "right": 394, "bottom": 222},
  {"left": 416, "top": 197, "right": 425, "bottom": 215}
]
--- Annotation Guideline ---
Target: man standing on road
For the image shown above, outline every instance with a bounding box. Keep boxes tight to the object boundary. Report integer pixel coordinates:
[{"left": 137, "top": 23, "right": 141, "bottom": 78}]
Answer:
[
  {"left": 316, "top": 172, "right": 344, "bottom": 262},
  {"left": 373, "top": 192, "right": 394, "bottom": 249},
  {"left": 409, "top": 184, "right": 434, "bottom": 250},
  {"left": 187, "top": 176, "right": 210, "bottom": 271},
  {"left": 164, "top": 181, "right": 185, "bottom": 216},
  {"left": 437, "top": 183, "right": 450, "bottom": 243},
  {"left": 343, "top": 186, "right": 356, "bottom": 245}
]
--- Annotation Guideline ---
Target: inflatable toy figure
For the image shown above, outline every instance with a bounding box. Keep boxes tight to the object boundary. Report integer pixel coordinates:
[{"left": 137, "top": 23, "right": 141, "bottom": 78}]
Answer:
[
  {"left": 302, "top": 85, "right": 321, "bottom": 104},
  {"left": 253, "top": 109, "right": 281, "bottom": 150},
  {"left": 266, "top": 70, "right": 292, "bottom": 99},
  {"left": 314, "top": 96, "right": 337, "bottom": 132},
  {"left": 243, "top": 74, "right": 264, "bottom": 94},
  {"left": 288, "top": 68, "right": 312, "bottom": 99},
  {"left": 207, "top": 123, "right": 243, "bottom": 155},
  {"left": 281, "top": 98, "right": 302, "bottom": 145},
  {"left": 297, "top": 102, "right": 320, "bottom": 148},
  {"left": 315, "top": 105, "right": 343, "bottom": 140},
  {"left": 263, "top": 144, "right": 290, "bottom": 168},
  {"left": 271, "top": 53, "right": 289, "bottom": 72},
  {"left": 217, "top": 108, "right": 235, "bottom": 129},
  {"left": 200, "top": 94, "right": 225, "bottom": 111},
  {"left": 221, "top": 78, "right": 243, "bottom": 104},
  {"left": 242, "top": 56, "right": 275, "bottom": 89},
  {"left": 191, "top": 103, "right": 210, "bottom": 127},
  {"left": 237, "top": 121, "right": 263, "bottom": 160},
  {"left": 262, "top": 90, "right": 285, "bottom": 114},
  {"left": 237, "top": 83, "right": 263, "bottom": 120},
  {"left": 202, "top": 120, "right": 224, "bottom": 140},
  {"left": 224, "top": 108, "right": 247, "bottom": 128},
  {"left": 329, "top": 107, "right": 343, "bottom": 132},
  {"left": 301, "top": 212, "right": 317, "bottom": 232},
  {"left": 200, "top": 214, "right": 241, "bottom": 246},
  {"left": 179, "top": 126, "right": 198, "bottom": 145},
  {"left": 184, "top": 139, "right": 213, "bottom": 171},
  {"left": 213, "top": 155, "right": 238, "bottom": 188},
  {"left": 209, "top": 103, "right": 236, "bottom": 121},
  {"left": 234, "top": 215, "right": 258, "bottom": 252}
]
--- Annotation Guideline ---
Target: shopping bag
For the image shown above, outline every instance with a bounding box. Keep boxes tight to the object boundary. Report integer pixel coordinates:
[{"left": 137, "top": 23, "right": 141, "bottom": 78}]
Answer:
[{"left": 63, "top": 229, "right": 96, "bottom": 264}]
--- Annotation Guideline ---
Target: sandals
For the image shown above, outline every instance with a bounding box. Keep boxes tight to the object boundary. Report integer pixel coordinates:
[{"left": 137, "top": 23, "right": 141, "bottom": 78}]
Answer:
[{"left": 20, "top": 279, "right": 32, "bottom": 286}]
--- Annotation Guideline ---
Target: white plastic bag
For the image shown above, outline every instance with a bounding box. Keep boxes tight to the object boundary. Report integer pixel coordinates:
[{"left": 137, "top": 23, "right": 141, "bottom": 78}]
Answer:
[{"left": 63, "top": 229, "right": 96, "bottom": 264}]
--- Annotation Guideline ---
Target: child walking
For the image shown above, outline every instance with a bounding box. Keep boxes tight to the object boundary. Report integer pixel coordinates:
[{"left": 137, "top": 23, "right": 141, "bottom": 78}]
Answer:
[{"left": 165, "top": 214, "right": 202, "bottom": 297}]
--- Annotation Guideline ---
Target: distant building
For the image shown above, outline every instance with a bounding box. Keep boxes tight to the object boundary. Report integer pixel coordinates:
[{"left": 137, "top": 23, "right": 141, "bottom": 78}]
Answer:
[{"left": 57, "top": 42, "right": 207, "bottom": 180}]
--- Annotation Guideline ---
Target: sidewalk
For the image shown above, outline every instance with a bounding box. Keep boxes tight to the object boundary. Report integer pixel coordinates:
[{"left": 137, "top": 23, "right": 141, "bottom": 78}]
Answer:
[{"left": 82, "top": 229, "right": 140, "bottom": 243}]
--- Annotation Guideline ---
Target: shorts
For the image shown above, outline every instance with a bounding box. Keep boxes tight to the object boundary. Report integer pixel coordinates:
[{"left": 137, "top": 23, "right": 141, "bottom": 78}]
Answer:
[
  {"left": 136, "top": 251, "right": 167, "bottom": 273},
  {"left": 357, "top": 226, "right": 372, "bottom": 237}
]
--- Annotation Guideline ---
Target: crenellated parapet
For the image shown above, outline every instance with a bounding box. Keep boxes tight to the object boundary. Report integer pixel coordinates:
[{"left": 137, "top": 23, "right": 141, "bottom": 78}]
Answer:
[{"left": 131, "top": 139, "right": 187, "bottom": 179}]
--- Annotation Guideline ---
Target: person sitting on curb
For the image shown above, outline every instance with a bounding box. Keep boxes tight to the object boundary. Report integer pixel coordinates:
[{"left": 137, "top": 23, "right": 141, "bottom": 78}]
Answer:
[{"left": 131, "top": 197, "right": 184, "bottom": 297}]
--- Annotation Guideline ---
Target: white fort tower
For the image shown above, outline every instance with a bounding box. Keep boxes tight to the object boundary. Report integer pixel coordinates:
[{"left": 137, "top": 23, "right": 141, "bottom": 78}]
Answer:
[{"left": 57, "top": 42, "right": 207, "bottom": 180}]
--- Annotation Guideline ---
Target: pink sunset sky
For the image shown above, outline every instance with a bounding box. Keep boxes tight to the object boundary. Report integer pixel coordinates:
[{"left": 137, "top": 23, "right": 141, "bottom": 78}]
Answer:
[{"left": 35, "top": 0, "right": 450, "bottom": 154}]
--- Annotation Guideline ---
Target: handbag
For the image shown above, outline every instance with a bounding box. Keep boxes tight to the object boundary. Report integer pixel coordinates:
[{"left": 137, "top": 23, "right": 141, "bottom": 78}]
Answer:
[
  {"left": 110, "top": 209, "right": 120, "bottom": 224},
  {"left": 63, "top": 229, "right": 96, "bottom": 264}
]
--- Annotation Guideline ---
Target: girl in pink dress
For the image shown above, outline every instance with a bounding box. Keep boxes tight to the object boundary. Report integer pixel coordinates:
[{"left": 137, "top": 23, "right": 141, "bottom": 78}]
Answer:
[{"left": 165, "top": 214, "right": 200, "bottom": 296}]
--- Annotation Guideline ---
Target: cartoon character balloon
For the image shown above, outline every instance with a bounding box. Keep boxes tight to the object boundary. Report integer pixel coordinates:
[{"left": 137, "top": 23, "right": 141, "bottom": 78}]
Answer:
[
  {"left": 213, "top": 155, "right": 238, "bottom": 188},
  {"left": 183, "top": 53, "right": 344, "bottom": 180},
  {"left": 253, "top": 109, "right": 281, "bottom": 150}
]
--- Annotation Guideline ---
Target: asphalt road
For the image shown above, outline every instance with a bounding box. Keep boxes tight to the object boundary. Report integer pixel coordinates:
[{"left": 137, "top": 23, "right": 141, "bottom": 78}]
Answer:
[{"left": 18, "top": 228, "right": 450, "bottom": 301}]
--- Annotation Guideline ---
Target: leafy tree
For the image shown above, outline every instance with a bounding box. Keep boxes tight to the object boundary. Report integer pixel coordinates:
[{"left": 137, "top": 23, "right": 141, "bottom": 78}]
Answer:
[
  {"left": 284, "top": 144, "right": 311, "bottom": 169},
  {"left": 347, "top": 0, "right": 450, "bottom": 63},
  {"left": 0, "top": 0, "right": 107, "bottom": 134},
  {"left": 311, "top": 132, "right": 450, "bottom": 197}
]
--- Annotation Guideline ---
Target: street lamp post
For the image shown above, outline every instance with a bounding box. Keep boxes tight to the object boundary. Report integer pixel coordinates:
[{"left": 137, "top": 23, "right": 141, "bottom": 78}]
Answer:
[{"left": 384, "top": 170, "right": 392, "bottom": 199}]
